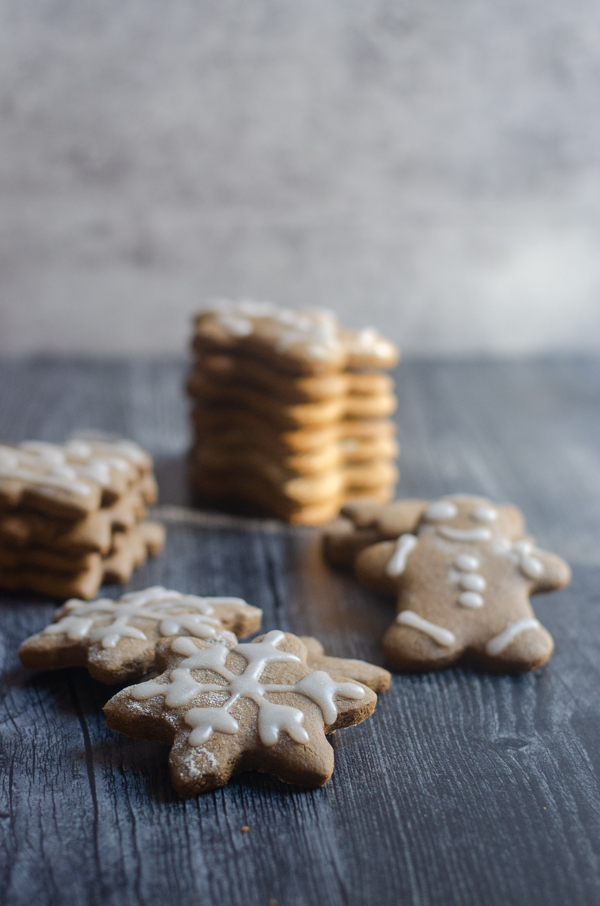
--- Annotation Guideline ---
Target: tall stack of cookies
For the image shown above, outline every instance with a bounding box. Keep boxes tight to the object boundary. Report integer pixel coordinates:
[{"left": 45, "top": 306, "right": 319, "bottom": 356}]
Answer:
[
  {"left": 0, "top": 438, "right": 165, "bottom": 599},
  {"left": 187, "top": 300, "right": 400, "bottom": 524}
]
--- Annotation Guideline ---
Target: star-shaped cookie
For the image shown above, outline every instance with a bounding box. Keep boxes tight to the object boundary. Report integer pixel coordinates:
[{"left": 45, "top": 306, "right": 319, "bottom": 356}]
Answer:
[
  {"left": 300, "top": 636, "right": 391, "bottom": 693},
  {"left": 18, "top": 586, "right": 263, "bottom": 683},
  {"left": 104, "top": 630, "right": 378, "bottom": 795}
]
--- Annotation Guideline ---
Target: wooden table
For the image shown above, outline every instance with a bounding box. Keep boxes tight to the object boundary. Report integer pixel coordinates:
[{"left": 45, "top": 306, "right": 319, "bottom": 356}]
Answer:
[{"left": 1, "top": 357, "right": 600, "bottom": 906}]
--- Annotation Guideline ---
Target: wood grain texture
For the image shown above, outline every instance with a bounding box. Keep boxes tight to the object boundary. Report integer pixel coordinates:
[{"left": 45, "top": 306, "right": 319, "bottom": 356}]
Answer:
[{"left": 1, "top": 357, "right": 600, "bottom": 906}]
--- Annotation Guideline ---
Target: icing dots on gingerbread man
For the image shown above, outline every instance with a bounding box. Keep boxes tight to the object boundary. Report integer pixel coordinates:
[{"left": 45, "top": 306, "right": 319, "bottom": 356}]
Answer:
[
  {"left": 104, "top": 630, "right": 378, "bottom": 796},
  {"left": 354, "top": 495, "right": 571, "bottom": 673}
]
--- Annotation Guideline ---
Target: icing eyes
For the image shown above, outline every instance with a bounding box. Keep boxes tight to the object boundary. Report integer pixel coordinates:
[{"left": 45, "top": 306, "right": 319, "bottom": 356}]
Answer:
[
  {"left": 424, "top": 500, "right": 458, "bottom": 521},
  {"left": 471, "top": 506, "right": 497, "bottom": 523},
  {"left": 424, "top": 499, "right": 498, "bottom": 527}
]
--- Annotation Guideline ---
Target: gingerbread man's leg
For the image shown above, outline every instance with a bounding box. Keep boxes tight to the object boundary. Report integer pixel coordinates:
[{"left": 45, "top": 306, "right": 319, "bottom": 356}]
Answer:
[
  {"left": 382, "top": 615, "right": 464, "bottom": 672},
  {"left": 473, "top": 545, "right": 568, "bottom": 673},
  {"left": 476, "top": 619, "right": 554, "bottom": 673}
]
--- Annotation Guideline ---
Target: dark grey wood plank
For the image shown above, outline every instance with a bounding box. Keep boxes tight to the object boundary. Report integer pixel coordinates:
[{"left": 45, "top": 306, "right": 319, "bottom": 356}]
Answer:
[{"left": 1, "top": 356, "right": 600, "bottom": 906}]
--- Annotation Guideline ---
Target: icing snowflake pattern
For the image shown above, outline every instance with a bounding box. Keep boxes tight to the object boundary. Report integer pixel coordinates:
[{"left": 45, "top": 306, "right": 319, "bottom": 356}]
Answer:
[
  {"left": 0, "top": 439, "right": 146, "bottom": 499},
  {"left": 131, "top": 630, "right": 366, "bottom": 747},
  {"left": 44, "top": 586, "right": 241, "bottom": 649}
]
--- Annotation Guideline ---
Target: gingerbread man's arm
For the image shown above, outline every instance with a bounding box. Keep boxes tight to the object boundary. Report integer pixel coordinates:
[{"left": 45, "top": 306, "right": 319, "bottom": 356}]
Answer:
[
  {"left": 354, "top": 539, "right": 408, "bottom": 596},
  {"left": 322, "top": 517, "right": 384, "bottom": 568},
  {"left": 524, "top": 547, "right": 571, "bottom": 595}
]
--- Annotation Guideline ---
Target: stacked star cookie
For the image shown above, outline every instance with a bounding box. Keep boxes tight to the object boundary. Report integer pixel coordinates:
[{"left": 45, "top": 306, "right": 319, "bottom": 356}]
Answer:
[
  {"left": 187, "top": 300, "right": 400, "bottom": 524},
  {"left": 0, "top": 438, "right": 165, "bottom": 599}
]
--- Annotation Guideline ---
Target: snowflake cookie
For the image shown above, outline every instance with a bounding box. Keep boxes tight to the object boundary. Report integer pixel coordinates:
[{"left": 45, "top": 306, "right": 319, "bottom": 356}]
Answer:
[
  {"left": 18, "top": 586, "right": 263, "bottom": 683},
  {"left": 104, "top": 630, "right": 378, "bottom": 795},
  {"left": 352, "top": 495, "right": 571, "bottom": 673}
]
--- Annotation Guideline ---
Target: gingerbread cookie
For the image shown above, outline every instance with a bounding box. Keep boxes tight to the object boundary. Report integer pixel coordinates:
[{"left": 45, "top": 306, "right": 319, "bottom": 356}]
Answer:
[
  {"left": 196, "top": 354, "right": 393, "bottom": 403},
  {"left": 188, "top": 376, "right": 397, "bottom": 427},
  {"left": 0, "top": 437, "right": 165, "bottom": 600},
  {"left": 192, "top": 300, "right": 399, "bottom": 374},
  {"left": 0, "top": 489, "right": 147, "bottom": 556},
  {"left": 19, "top": 586, "right": 263, "bottom": 683},
  {"left": 104, "top": 630, "right": 378, "bottom": 795},
  {"left": 353, "top": 494, "right": 571, "bottom": 673},
  {"left": 188, "top": 300, "right": 399, "bottom": 523}
]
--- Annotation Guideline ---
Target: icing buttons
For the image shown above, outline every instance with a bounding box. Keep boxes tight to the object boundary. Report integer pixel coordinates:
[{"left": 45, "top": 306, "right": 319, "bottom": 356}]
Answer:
[
  {"left": 454, "top": 553, "right": 480, "bottom": 572},
  {"left": 458, "top": 591, "right": 484, "bottom": 609},
  {"left": 457, "top": 573, "right": 486, "bottom": 592}
]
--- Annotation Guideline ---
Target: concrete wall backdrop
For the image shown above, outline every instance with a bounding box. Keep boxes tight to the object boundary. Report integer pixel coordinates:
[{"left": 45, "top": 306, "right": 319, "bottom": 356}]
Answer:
[{"left": 1, "top": 0, "right": 600, "bottom": 356}]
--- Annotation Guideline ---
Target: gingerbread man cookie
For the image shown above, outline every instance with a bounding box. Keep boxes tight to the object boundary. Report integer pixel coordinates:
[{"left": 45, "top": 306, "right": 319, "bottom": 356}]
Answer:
[
  {"left": 18, "top": 586, "right": 263, "bottom": 683},
  {"left": 353, "top": 495, "right": 571, "bottom": 673},
  {"left": 104, "top": 630, "right": 378, "bottom": 795}
]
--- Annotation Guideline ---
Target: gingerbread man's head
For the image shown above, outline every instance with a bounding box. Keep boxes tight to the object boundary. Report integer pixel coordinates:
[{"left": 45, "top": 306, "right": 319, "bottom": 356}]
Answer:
[{"left": 415, "top": 495, "right": 525, "bottom": 546}]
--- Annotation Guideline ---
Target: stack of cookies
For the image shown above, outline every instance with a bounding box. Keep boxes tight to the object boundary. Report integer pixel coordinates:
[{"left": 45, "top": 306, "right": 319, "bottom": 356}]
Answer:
[
  {"left": 187, "top": 300, "right": 400, "bottom": 524},
  {"left": 0, "top": 437, "right": 165, "bottom": 599}
]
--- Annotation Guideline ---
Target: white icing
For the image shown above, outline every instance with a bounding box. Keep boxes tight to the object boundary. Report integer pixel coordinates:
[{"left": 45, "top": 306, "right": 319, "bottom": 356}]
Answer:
[
  {"left": 458, "top": 573, "right": 486, "bottom": 592},
  {"left": 448, "top": 561, "right": 487, "bottom": 607},
  {"left": 306, "top": 343, "right": 335, "bottom": 359},
  {"left": 73, "top": 438, "right": 147, "bottom": 465},
  {"left": 454, "top": 553, "right": 480, "bottom": 572},
  {"left": 458, "top": 592, "right": 484, "bottom": 608},
  {"left": 512, "top": 540, "right": 531, "bottom": 555},
  {"left": 374, "top": 340, "right": 393, "bottom": 358},
  {"left": 209, "top": 300, "right": 345, "bottom": 362},
  {"left": 386, "top": 534, "right": 418, "bottom": 577},
  {"left": 438, "top": 526, "right": 492, "bottom": 542},
  {"left": 274, "top": 310, "right": 313, "bottom": 331},
  {"left": 396, "top": 611, "right": 456, "bottom": 647},
  {"left": 504, "top": 540, "right": 545, "bottom": 581},
  {"left": 0, "top": 438, "right": 145, "bottom": 500},
  {"left": 44, "top": 586, "right": 252, "bottom": 649},
  {"left": 350, "top": 328, "right": 394, "bottom": 359},
  {"left": 131, "top": 630, "right": 365, "bottom": 748},
  {"left": 424, "top": 500, "right": 458, "bottom": 521},
  {"left": 236, "top": 299, "right": 278, "bottom": 318},
  {"left": 0, "top": 448, "right": 19, "bottom": 469},
  {"left": 216, "top": 314, "right": 254, "bottom": 337},
  {"left": 485, "top": 619, "right": 541, "bottom": 656},
  {"left": 66, "top": 441, "right": 92, "bottom": 458},
  {"left": 471, "top": 505, "right": 498, "bottom": 522},
  {"left": 21, "top": 442, "right": 65, "bottom": 465},
  {"left": 521, "top": 555, "right": 544, "bottom": 579}
]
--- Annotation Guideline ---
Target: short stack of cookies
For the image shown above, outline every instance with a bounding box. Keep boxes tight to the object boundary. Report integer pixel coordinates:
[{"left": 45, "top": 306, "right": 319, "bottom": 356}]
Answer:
[
  {"left": 187, "top": 300, "right": 400, "bottom": 524},
  {"left": 0, "top": 438, "right": 165, "bottom": 599}
]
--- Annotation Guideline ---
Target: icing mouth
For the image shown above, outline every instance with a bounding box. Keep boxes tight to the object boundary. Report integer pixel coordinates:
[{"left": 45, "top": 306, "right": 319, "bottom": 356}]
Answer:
[{"left": 437, "top": 526, "right": 492, "bottom": 542}]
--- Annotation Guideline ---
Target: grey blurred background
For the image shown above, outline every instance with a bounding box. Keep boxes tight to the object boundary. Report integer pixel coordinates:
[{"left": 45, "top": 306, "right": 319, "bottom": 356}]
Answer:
[{"left": 1, "top": 0, "right": 600, "bottom": 357}]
